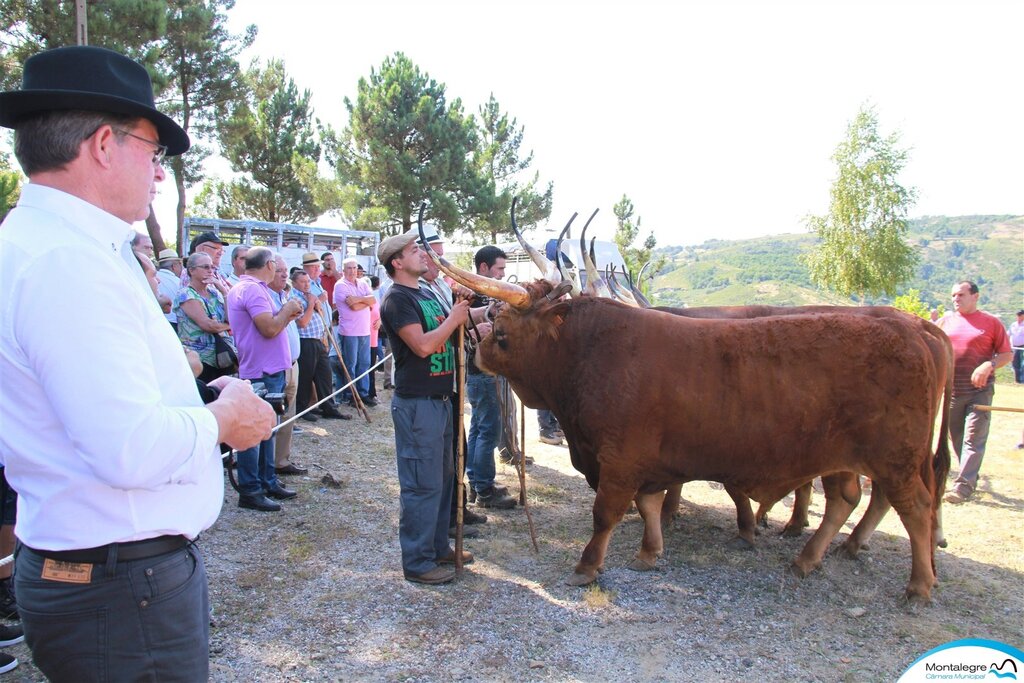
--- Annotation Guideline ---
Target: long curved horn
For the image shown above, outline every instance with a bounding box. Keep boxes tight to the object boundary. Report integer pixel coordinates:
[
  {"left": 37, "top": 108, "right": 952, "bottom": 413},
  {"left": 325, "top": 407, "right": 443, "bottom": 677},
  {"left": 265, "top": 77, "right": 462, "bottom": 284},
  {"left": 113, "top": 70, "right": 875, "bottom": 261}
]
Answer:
[
  {"left": 637, "top": 260, "right": 651, "bottom": 286},
  {"left": 555, "top": 218, "right": 581, "bottom": 297},
  {"left": 417, "top": 202, "right": 531, "bottom": 309},
  {"left": 579, "top": 210, "right": 600, "bottom": 295},
  {"left": 631, "top": 260, "right": 653, "bottom": 307},
  {"left": 510, "top": 197, "right": 555, "bottom": 281},
  {"left": 589, "top": 236, "right": 610, "bottom": 296},
  {"left": 606, "top": 264, "right": 640, "bottom": 307}
]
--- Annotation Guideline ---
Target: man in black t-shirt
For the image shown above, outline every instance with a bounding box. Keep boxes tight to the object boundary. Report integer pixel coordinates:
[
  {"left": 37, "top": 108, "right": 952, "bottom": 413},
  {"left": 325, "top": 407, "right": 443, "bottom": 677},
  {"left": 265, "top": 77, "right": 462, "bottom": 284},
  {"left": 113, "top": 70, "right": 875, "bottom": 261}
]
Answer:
[{"left": 378, "top": 231, "right": 471, "bottom": 585}]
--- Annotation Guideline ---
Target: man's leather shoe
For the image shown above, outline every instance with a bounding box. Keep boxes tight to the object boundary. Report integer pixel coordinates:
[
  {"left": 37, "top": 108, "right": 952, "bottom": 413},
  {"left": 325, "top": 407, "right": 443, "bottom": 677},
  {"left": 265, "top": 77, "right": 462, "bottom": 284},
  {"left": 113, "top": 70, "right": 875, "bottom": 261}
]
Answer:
[
  {"left": 275, "top": 463, "right": 308, "bottom": 476},
  {"left": 438, "top": 549, "right": 474, "bottom": 565},
  {"left": 463, "top": 508, "right": 487, "bottom": 525},
  {"left": 362, "top": 396, "right": 379, "bottom": 407},
  {"left": 404, "top": 566, "right": 456, "bottom": 585},
  {"left": 300, "top": 413, "right": 319, "bottom": 422},
  {"left": 449, "top": 525, "right": 479, "bottom": 539},
  {"left": 238, "top": 494, "right": 281, "bottom": 512},
  {"left": 265, "top": 484, "right": 297, "bottom": 500},
  {"left": 321, "top": 409, "right": 352, "bottom": 420}
]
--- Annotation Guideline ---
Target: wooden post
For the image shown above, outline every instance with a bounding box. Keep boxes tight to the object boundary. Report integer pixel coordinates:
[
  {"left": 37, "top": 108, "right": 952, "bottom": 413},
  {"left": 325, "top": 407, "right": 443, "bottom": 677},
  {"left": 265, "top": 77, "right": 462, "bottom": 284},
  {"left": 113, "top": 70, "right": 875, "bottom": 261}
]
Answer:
[
  {"left": 76, "top": 0, "right": 88, "bottom": 45},
  {"left": 454, "top": 326, "right": 467, "bottom": 571}
]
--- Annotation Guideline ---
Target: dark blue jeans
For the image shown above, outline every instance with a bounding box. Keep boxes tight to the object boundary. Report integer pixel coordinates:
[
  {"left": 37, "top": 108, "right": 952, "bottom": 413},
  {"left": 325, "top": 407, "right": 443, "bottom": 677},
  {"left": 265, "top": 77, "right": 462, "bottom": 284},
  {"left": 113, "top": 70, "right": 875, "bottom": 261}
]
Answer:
[
  {"left": 236, "top": 370, "right": 284, "bottom": 496},
  {"left": 16, "top": 543, "right": 210, "bottom": 682},
  {"left": 391, "top": 395, "right": 454, "bottom": 575},
  {"left": 466, "top": 373, "right": 501, "bottom": 493},
  {"left": 339, "top": 334, "right": 370, "bottom": 401}
]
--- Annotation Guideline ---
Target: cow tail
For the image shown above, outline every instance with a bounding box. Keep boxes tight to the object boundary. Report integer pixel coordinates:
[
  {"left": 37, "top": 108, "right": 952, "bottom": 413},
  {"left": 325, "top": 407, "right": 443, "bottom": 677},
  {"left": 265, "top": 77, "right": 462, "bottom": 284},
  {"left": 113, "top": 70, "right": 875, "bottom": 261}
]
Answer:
[{"left": 931, "top": 371, "right": 953, "bottom": 509}]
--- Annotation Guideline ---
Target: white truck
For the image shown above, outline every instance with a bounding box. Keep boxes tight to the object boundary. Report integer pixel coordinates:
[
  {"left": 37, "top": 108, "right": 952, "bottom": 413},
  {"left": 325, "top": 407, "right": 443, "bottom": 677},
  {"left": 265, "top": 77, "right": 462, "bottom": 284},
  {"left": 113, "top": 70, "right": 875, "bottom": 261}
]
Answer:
[{"left": 180, "top": 217, "right": 380, "bottom": 278}]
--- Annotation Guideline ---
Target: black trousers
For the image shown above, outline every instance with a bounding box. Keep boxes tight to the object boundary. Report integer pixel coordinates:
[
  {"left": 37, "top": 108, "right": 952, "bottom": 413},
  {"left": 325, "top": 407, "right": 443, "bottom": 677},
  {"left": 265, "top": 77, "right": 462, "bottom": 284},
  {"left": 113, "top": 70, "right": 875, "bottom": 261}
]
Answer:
[
  {"left": 296, "top": 337, "right": 334, "bottom": 414},
  {"left": 17, "top": 543, "right": 210, "bottom": 682}
]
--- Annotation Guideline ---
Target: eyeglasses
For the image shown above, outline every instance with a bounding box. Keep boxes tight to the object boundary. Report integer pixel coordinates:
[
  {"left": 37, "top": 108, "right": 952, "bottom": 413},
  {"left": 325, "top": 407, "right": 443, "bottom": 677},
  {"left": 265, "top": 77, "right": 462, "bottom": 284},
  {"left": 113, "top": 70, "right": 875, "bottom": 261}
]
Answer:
[
  {"left": 115, "top": 129, "right": 167, "bottom": 166},
  {"left": 192, "top": 264, "right": 214, "bottom": 270}
]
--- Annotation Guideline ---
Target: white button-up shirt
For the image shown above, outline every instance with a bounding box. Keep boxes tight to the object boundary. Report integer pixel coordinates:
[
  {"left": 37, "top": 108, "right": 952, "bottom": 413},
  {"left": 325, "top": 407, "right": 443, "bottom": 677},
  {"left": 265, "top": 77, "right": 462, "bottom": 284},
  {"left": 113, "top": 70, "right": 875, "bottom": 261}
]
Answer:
[{"left": 0, "top": 184, "right": 223, "bottom": 550}]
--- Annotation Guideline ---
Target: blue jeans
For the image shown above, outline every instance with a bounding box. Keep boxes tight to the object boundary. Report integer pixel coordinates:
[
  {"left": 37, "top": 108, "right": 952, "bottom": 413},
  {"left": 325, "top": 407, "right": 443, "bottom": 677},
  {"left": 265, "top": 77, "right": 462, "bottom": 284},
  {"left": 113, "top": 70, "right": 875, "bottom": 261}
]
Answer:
[
  {"left": 466, "top": 373, "right": 501, "bottom": 493},
  {"left": 538, "top": 409, "right": 560, "bottom": 432},
  {"left": 391, "top": 395, "right": 454, "bottom": 574},
  {"left": 339, "top": 334, "right": 370, "bottom": 401},
  {"left": 329, "top": 355, "right": 346, "bottom": 396},
  {"left": 236, "top": 370, "right": 284, "bottom": 496}
]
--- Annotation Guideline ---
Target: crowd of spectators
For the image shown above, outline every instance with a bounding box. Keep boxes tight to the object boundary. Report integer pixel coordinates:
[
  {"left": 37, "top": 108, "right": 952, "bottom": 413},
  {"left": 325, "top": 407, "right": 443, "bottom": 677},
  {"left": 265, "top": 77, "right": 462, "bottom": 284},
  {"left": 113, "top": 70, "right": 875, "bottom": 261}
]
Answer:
[{"left": 130, "top": 234, "right": 401, "bottom": 511}]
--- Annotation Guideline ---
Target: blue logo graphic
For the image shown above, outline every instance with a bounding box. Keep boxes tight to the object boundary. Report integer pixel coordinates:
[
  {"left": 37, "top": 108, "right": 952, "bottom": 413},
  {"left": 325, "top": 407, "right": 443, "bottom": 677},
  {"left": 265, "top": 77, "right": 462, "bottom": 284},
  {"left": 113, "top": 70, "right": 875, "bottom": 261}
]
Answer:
[
  {"left": 898, "top": 639, "right": 1024, "bottom": 683},
  {"left": 990, "top": 658, "right": 1018, "bottom": 679}
]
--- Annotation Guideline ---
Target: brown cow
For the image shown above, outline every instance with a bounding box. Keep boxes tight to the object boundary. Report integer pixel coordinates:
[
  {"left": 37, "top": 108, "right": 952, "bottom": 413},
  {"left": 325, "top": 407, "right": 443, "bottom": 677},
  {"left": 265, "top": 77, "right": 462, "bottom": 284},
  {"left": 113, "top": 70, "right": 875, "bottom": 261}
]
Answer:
[
  {"left": 655, "top": 305, "right": 952, "bottom": 553},
  {"left": 434, "top": 254, "right": 948, "bottom": 602}
]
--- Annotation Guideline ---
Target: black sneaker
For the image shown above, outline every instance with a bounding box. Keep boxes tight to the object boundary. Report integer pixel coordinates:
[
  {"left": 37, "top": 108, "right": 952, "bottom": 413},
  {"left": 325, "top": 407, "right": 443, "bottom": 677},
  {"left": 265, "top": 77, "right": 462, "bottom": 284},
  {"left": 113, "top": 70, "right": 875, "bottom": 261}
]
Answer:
[
  {"left": 0, "top": 623, "right": 23, "bottom": 647},
  {"left": 0, "top": 652, "right": 16, "bottom": 674},
  {"left": 538, "top": 429, "right": 562, "bottom": 445},
  {"left": 476, "top": 486, "right": 516, "bottom": 509},
  {"left": 0, "top": 578, "right": 17, "bottom": 621}
]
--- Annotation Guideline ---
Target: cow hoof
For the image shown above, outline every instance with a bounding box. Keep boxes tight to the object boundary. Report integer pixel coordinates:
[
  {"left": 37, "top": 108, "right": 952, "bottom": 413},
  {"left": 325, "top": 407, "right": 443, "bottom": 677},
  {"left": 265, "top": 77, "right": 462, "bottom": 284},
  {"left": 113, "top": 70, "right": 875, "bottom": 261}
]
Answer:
[
  {"left": 780, "top": 525, "right": 804, "bottom": 538},
  {"left": 726, "top": 536, "right": 755, "bottom": 552},
  {"left": 628, "top": 557, "right": 658, "bottom": 572},
  {"left": 834, "top": 542, "right": 860, "bottom": 560},
  {"left": 788, "top": 561, "right": 812, "bottom": 579},
  {"left": 756, "top": 516, "right": 769, "bottom": 529},
  {"left": 936, "top": 537, "right": 948, "bottom": 549},
  {"left": 567, "top": 571, "right": 598, "bottom": 587},
  {"left": 904, "top": 589, "right": 932, "bottom": 606}
]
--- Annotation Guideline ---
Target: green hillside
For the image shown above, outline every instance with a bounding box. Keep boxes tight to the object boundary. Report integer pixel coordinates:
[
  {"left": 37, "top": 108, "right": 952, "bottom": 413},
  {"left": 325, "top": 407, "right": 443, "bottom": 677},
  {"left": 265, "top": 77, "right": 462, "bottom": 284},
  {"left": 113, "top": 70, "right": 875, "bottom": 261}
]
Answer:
[{"left": 652, "top": 215, "right": 1023, "bottom": 316}]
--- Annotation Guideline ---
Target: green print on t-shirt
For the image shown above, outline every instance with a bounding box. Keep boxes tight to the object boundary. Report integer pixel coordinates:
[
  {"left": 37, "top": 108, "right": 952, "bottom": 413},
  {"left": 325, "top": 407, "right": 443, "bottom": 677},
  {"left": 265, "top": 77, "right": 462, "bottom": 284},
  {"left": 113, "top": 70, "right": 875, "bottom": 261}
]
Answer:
[{"left": 418, "top": 298, "right": 454, "bottom": 376}]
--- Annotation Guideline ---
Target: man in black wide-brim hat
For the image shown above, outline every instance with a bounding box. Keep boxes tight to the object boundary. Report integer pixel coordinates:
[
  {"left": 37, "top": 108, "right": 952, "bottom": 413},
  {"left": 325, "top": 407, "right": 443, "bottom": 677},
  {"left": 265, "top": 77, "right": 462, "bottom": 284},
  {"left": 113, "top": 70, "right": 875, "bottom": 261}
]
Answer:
[{"left": 0, "top": 46, "right": 276, "bottom": 681}]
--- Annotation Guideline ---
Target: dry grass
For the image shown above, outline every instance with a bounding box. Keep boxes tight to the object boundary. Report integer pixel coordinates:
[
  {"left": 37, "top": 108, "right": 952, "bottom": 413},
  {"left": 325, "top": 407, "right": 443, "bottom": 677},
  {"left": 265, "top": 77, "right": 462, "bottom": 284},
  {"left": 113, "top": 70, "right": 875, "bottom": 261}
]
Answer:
[{"left": 7, "top": 383, "right": 1023, "bottom": 682}]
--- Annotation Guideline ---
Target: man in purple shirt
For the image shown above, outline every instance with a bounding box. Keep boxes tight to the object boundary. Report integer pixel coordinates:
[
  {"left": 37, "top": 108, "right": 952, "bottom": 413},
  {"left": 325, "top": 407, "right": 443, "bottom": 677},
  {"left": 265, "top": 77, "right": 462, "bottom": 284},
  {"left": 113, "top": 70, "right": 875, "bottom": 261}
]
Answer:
[
  {"left": 334, "top": 257, "right": 378, "bottom": 406},
  {"left": 226, "top": 247, "right": 304, "bottom": 511}
]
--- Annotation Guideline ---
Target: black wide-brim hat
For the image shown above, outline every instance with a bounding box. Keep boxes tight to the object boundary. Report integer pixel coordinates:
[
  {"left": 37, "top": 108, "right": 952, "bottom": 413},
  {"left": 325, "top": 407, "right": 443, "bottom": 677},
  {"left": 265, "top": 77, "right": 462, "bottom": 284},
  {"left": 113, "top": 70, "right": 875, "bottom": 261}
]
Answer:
[{"left": 0, "top": 45, "right": 190, "bottom": 156}]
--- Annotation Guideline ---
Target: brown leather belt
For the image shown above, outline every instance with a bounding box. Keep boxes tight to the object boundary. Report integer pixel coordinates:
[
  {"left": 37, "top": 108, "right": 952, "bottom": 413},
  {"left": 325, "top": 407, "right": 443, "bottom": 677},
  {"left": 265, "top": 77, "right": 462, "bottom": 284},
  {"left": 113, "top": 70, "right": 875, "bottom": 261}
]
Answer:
[{"left": 25, "top": 535, "right": 189, "bottom": 564}]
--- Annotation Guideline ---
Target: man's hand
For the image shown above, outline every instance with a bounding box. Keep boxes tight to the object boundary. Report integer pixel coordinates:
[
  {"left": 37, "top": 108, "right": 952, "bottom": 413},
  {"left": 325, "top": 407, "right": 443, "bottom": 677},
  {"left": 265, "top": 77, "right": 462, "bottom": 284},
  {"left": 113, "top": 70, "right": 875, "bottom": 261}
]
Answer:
[
  {"left": 449, "top": 299, "right": 470, "bottom": 327},
  {"left": 283, "top": 299, "right": 303, "bottom": 319},
  {"left": 473, "top": 321, "right": 493, "bottom": 340},
  {"left": 207, "top": 380, "right": 276, "bottom": 450},
  {"left": 971, "top": 361, "right": 995, "bottom": 388}
]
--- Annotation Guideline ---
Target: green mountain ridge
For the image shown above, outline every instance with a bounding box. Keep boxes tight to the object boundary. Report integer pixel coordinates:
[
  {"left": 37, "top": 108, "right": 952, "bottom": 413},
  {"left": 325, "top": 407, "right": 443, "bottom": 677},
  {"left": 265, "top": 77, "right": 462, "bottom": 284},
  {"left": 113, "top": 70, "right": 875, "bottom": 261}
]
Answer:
[{"left": 651, "top": 215, "right": 1024, "bottom": 318}]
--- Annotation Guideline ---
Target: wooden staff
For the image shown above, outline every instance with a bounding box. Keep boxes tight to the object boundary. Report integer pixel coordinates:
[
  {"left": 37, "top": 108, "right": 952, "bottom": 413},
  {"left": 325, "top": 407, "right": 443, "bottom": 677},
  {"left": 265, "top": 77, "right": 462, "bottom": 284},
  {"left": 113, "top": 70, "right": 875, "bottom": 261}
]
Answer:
[
  {"left": 974, "top": 405, "right": 1024, "bottom": 414},
  {"left": 519, "top": 395, "right": 539, "bottom": 552},
  {"left": 325, "top": 330, "right": 371, "bottom": 424},
  {"left": 454, "top": 325, "right": 467, "bottom": 571}
]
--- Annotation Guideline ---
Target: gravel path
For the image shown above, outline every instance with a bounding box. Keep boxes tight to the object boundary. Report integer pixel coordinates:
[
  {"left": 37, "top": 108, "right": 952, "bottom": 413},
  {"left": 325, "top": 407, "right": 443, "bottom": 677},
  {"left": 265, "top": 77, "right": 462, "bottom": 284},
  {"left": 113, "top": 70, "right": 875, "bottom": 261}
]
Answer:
[{"left": 7, "top": 387, "right": 1023, "bottom": 681}]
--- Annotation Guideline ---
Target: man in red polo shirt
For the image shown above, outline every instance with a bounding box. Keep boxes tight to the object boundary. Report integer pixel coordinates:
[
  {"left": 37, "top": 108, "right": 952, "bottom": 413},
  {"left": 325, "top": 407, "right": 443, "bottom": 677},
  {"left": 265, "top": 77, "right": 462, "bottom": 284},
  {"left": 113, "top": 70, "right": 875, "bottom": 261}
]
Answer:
[{"left": 937, "top": 280, "right": 1013, "bottom": 504}]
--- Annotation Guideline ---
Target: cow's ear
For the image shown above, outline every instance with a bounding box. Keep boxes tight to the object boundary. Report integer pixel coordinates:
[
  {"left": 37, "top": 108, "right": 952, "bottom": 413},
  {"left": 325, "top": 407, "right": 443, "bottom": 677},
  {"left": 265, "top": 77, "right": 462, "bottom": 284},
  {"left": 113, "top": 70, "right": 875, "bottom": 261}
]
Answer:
[{"left": 540, "top": 301, "right": 571, "bottom": 337}]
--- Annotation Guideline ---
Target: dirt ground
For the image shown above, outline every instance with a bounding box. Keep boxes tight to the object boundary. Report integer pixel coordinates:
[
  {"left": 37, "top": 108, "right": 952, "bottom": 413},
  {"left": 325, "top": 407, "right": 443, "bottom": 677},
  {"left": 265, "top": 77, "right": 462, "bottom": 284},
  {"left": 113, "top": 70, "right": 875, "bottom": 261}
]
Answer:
[{"left": 7, "top": 384, "right": 1023, "bottom": 682}]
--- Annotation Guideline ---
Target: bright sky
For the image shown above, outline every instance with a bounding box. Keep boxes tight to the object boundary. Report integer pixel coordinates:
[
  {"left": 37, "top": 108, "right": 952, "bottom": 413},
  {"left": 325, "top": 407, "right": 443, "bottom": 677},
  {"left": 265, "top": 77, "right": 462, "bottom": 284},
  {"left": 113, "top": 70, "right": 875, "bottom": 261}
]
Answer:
[{"left": 149, "top": 0, "right": 1023, "bottom": 247}]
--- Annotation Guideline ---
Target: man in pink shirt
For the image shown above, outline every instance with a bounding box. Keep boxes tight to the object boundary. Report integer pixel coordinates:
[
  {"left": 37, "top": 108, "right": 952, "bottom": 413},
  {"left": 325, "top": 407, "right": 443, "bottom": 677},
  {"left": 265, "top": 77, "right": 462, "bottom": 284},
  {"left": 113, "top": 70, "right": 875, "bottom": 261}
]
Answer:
[
  {"left": 937, "top": 280, "right": 1013, "bottom": 504},
  {"left": 333, "top": 257, "right": 377, "bottom": 406},
  {"left": 226, "top": 247, "right": 304, "bottom": 511}
]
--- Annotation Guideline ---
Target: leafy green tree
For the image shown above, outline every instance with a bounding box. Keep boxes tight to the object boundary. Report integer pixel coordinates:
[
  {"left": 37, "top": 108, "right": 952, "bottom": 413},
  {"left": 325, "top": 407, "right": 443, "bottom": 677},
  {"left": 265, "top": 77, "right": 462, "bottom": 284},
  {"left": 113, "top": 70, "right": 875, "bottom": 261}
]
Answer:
[
  {"left": 148, "top": 0, "right": 255, "bottom": 252},
  {"left": 0, "top": 150, "right": 21, "bottom": 221},
  {"left": 891, "top": 289, "right": 931, "bottom": 319},
  {"left": 332, "top": 52, "right": 478, "bottom": 236},
  {"left": 0, "top": 0, "right": 166, "bottom": 89},
  {"left": 466, "top": 94, "right": 552, "bottom": 243},
  {"left": 208, "top": 59, "right": 326, "bottom": 224},
  {"left": 0, "top": 0, "right": 253, "bottom": 252},
  {"left": 804, "top": 105, "right": 919, "bottom": 300},
  {"left": 612, "top": 194, "right": 665, "bottom": 298}
]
